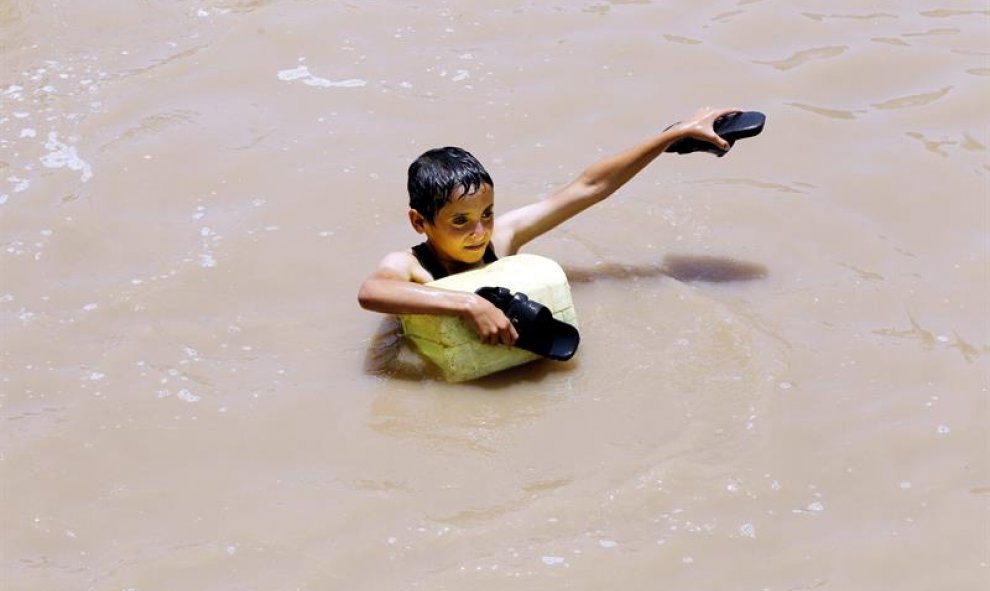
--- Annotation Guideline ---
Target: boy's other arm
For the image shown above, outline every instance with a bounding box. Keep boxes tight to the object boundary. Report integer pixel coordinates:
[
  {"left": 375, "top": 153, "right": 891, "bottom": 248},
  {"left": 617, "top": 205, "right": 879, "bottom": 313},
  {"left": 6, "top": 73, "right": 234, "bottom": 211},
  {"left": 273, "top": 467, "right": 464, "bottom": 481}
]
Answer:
[
  {"left": 357, "top": 251, "right": 518, "bottom": 345},
  {"left": 494, "top": 106, "right": 738, "bottom": 255}
]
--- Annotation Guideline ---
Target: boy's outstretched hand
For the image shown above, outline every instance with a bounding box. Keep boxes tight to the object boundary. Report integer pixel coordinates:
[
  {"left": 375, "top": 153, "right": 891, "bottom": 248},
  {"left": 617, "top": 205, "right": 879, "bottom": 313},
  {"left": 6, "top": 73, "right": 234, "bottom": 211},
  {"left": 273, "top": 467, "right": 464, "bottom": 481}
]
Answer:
[
  {"left": 667, "top": 106, "right": 742, "bottom": 151},
  {"left": 462, "top": 294, "right": 519, "bottom": 346}
]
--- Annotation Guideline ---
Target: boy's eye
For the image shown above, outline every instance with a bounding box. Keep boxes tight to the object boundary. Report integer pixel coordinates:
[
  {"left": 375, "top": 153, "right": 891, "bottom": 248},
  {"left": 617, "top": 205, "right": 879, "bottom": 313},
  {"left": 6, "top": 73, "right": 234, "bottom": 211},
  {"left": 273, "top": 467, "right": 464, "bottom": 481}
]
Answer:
[
  {"left": 451, "top": 216, "right": 468, "bottom": 225},
  {"left": 481, "top": 209, "right": 494, "bottom": 220}
]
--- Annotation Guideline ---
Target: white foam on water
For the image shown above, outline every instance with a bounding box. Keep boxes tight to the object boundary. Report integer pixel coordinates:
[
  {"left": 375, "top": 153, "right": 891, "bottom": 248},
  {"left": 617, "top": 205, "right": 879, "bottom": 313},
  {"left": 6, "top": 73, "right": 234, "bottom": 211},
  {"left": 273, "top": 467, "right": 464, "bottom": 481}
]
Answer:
[
  {"left": 277, "top": 65, "right": 366, "bottom": 89},
  {"left": 41, "top": 132, "right": 93, "bottom": 182},
  {"left": 277, "top": 65, "right": 311, "bottom": 81},
  {"left": 7, "top": 176, "right": 30, "bottom": 193},
  {"left": 541, "top": 555, "right": 565, "bottom": 566},
  {"left": 305, "top": 77, "right": 366, "bottom": 88},
  {"left": 176, "top": 389, "right": 200, "bottom": 403}
]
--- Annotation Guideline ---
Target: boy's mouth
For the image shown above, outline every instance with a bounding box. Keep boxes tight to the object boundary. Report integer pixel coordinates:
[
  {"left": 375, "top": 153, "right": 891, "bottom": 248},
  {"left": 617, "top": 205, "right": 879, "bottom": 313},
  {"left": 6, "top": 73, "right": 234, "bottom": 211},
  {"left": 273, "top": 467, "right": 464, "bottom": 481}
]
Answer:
[{"left": 464, "top": 243, "right": 487, "bottom": 251}]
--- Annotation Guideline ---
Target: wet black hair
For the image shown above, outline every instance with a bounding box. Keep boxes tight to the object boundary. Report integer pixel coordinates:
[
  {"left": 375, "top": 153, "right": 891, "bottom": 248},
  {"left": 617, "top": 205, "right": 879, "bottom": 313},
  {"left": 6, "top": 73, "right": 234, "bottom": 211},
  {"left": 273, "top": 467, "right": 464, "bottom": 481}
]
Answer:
[{"left": 407, "top": 147, "right": 493, "bottom": 223}]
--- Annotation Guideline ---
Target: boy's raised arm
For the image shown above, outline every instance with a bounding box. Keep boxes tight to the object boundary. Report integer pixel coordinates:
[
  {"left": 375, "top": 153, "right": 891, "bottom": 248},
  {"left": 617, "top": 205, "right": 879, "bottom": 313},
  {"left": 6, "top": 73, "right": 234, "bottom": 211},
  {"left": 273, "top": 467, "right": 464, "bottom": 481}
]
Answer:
[{"left": 494, "top": 106, "right": 738, "bottom": 255}]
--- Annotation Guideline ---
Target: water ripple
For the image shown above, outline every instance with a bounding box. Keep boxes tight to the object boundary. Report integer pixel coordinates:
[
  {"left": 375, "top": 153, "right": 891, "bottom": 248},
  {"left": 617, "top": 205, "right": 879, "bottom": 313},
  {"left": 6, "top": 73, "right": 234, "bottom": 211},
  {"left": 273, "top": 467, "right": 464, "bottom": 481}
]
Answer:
[
  {"left": 802, "top": 12, "right": 898, "bottom": 22},
  {"left": 871, "top": 86, "right": 953, "bottom": 110},
  {"left": 753, "top": 46, "right": 847, "bottom": 71},
  {"left": 788, "top": 102, "right": 866, "bottom": 120}
]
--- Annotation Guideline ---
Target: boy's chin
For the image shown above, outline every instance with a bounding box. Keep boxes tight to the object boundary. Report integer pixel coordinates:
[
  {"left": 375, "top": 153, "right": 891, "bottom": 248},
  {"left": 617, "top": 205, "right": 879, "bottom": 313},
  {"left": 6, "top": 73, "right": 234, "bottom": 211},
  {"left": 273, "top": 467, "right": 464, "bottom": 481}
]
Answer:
[{"left": 459, "top": 246, "right": 488, "bottom": 262}]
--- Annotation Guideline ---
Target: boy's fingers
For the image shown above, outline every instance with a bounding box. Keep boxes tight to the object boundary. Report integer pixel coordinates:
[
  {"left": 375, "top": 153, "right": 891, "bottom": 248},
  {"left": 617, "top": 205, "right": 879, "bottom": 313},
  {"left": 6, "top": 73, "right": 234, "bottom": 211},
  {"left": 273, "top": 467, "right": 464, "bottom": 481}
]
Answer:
[{"left": 502, "top": 326, "right": 518, "bottom": 347}]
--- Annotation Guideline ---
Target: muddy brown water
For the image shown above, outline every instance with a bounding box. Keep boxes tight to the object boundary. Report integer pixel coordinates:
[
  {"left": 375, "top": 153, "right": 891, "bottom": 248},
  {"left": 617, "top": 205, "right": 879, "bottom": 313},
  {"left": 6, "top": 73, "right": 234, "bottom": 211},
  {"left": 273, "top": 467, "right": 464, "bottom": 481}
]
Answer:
[{"left": 2, "top": 1, "right": 988, "bottom": 590}]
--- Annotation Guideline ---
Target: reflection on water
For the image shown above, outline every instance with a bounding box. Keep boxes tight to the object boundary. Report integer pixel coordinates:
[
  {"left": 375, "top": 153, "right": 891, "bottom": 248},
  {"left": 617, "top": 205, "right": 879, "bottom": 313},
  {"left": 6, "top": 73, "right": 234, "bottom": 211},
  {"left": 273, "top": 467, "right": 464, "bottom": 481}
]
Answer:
[
  {"left": 363, "top": 315, "right": 431, "bottom": 380},
  {"left": 363, "top": 311, "right": 577, "bottom": 386}
]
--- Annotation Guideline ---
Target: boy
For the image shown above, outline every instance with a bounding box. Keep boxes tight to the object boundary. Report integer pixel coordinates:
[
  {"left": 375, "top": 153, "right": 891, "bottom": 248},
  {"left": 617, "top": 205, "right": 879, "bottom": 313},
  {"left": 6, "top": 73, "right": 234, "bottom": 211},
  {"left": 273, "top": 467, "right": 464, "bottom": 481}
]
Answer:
[{"left": 358, "top": 106, "right": 739, "bottom": 348}]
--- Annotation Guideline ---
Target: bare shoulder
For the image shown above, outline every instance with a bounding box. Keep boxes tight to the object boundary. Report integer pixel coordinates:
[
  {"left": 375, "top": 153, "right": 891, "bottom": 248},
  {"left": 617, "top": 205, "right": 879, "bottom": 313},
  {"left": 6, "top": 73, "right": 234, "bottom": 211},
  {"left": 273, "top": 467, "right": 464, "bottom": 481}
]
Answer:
[{"left": 371, "top": 249, "right": 432, "bottom": 283}]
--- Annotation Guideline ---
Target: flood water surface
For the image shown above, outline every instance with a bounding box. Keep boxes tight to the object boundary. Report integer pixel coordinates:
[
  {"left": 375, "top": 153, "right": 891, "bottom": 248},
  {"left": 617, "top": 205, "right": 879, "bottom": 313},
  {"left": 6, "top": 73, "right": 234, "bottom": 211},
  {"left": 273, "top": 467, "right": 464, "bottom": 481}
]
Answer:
[{"left": 2, "top": 1, "right": 988, "bottom": 590}]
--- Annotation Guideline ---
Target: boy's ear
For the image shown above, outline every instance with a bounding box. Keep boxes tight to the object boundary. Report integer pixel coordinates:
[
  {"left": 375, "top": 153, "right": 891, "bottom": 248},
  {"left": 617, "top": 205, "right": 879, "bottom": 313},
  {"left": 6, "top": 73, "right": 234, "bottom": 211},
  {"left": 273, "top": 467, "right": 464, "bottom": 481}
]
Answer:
[{"left": 408, "top": 209, "right": 428, "bottom": 234}]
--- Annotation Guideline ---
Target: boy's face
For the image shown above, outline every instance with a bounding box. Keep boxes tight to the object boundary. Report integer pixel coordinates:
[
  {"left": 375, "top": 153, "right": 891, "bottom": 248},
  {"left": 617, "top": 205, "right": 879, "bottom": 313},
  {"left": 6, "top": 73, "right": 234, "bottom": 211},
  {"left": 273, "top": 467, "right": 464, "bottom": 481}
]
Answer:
[{"left": 410, "top": 183, "right": 495, "bottom": 265}]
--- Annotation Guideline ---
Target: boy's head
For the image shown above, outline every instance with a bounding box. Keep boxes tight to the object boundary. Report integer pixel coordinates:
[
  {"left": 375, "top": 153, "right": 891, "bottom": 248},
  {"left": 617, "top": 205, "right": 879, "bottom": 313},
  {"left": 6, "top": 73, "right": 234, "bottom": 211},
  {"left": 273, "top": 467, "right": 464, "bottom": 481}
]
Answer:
[
  {"left": 407, "top": 147, "right": 493, "bottom": 223},
  {"left": 407, "top": 147, "right": 496, "bottom": 266}
]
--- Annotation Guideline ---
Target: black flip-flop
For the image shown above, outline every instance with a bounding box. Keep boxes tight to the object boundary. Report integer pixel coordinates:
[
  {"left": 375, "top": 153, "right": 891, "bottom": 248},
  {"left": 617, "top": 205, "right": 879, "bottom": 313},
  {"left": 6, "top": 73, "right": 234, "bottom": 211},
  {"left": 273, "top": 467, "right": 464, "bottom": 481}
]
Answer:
[
  {"left": 475, "top": 286, "right": 580, "bottom": 361},
  {"left": 665, "top": 111, "right": 766, "bottom": 157}
]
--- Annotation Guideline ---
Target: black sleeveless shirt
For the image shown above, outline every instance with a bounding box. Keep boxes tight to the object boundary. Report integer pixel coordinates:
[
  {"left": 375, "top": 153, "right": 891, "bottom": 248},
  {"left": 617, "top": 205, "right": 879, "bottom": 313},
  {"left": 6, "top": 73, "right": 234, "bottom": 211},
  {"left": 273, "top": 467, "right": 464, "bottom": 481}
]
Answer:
[{"left": 412, "top": 242, "right": 498, "bottom": 280}]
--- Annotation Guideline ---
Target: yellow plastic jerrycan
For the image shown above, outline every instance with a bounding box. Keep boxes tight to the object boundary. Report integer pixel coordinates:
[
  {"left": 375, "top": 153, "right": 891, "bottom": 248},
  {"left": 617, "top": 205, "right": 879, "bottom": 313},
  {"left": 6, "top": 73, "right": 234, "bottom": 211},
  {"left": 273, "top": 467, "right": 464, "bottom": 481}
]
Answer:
[{"left": 399, "top": 254, "right": 579, "bottom": 382}]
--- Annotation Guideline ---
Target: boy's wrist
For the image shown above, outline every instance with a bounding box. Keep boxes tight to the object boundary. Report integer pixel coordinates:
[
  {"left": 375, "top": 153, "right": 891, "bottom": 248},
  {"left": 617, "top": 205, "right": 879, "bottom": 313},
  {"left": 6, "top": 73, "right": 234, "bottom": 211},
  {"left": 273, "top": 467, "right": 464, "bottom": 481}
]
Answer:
[
  {"left": 457, "top": 292, "right": 482, "bottom": 318},
  {"left": 660, "top": 121, "right": 690, "bottom": 142}
]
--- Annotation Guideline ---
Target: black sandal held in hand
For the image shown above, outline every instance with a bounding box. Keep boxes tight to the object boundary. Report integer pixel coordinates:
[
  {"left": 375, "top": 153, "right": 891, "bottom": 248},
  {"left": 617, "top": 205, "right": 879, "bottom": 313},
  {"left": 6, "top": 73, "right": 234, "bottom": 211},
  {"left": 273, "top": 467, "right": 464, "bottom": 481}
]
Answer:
[
  {"left": 665, "top": 111, "right": 766, "bottom": 157},
  {"left": 475, "top": 286, "right": 580, "bottom": 361}
]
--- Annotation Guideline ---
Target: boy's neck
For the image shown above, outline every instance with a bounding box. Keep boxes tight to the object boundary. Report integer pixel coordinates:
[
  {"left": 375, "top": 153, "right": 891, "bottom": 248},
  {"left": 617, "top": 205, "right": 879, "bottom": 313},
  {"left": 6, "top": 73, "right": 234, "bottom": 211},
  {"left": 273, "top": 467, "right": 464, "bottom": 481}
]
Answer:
[{"left": 422, "top": 240, "right": 485, "bottom": 277}]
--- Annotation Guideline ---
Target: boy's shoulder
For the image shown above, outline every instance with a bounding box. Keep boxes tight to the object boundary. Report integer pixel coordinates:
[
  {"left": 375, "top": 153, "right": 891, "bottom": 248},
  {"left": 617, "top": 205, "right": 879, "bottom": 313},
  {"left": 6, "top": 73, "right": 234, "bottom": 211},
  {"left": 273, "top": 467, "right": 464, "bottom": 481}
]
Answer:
[{"left": 373, "top": 248, "right": 433, "bottom": 283}]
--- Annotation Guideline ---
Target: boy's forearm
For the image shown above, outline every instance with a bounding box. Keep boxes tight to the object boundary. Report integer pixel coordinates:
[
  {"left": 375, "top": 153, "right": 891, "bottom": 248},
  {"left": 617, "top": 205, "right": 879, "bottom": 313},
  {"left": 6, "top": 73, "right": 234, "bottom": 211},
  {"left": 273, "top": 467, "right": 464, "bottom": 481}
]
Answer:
[
  {"left": 359, "top": 277, "right": 517, "bottom": 345},
  {"left": 577, "top": 107, "right": 736, "bottom": 202},
  {"left": 358, "top": 278, "right": 475, "bottom": 317},
  {"left": 577, "top": 127, "right": 681, "bottom": 200}
]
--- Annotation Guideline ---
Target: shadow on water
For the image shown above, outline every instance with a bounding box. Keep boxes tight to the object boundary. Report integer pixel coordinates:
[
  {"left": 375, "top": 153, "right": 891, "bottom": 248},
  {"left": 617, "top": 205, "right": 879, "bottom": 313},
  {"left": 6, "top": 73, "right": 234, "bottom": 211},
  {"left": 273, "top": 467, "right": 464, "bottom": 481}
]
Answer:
[
  {"left": 363, "top": 315, "right": 576, "bottom": 388},
  {"left": 564, "top": 254, "right": 768, "bottom": 284},
  {"left": 364, "top": 254, "right": 767, "bottom": 383}
]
